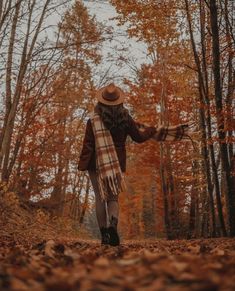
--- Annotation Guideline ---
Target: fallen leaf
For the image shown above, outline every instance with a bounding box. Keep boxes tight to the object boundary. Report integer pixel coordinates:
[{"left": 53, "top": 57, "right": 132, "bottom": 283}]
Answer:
[
  {"left": 210, "top": 248, "right": 225, "bottom": 256},
  {"left": 187, "top": 245, "right": 200, "bottom": 254},
  {"left": 11, "top": 278, "right": 29, "bottom": 290},
  {"left": 117, "top": 257, "right": 141, "bottom": 266},
  {"left": 44, "top": 240, "right": 55, "bottom": 258},
  {"left": 94, "top": 257, "right": 110, "bottom": 267},
  {"left": 171, "top": 261, "right": 189, "bottom": 272}
]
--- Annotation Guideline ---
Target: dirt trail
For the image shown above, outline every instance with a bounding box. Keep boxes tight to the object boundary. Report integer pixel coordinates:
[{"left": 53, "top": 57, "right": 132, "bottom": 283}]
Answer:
[{"left": 1, "top": 238, "right": 235, "bottom": 290}]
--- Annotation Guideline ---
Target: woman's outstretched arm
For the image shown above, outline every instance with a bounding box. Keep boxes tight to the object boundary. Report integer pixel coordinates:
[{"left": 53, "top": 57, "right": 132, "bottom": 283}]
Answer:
[{"left": 127, "top": 115, "right": 156, "bottom": 143}]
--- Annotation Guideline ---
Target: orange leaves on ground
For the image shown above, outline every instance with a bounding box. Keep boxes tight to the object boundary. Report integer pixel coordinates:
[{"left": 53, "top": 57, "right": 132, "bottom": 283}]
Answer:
[{"left": 1, "top": 238, "right": 235, "bottom": 290}]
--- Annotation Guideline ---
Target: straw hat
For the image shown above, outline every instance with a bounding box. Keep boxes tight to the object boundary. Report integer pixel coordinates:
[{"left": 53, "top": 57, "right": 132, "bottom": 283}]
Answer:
[{"left": 96, "top": 83, "right": 124, "bottom": 105}]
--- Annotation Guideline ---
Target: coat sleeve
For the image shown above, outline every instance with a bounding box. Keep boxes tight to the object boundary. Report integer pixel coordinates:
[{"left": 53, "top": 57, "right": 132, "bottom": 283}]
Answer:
[
  {"left": 78, "top": 119, "right": 95, "bottom": 171},
  {"left": 127, "top": 115, "right": 156, "bottom": 143}
]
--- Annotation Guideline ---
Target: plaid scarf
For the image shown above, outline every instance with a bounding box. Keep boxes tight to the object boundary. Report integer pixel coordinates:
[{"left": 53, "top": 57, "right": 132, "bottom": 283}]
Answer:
[
  {"left": 139, "top": 123, "right": 190, "bottom": 142},
  {"left": 152, "top": 124, "right": 190, "bottom": 141},
  {"left": 90, "top": 113, "right": 125, "bottom": 201}
]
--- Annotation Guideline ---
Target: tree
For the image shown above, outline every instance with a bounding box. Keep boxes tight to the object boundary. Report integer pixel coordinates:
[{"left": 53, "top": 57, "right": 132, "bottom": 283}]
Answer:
[
  {"left": 0, "top": 0, "right": 68, "bottom": 181},
  {"left": 111, "top": 0, "right": 196, "bottom": 239},
  {"left": 110, "top": 0, "right": 234, "bottom": 238},
  {"left": 0, "top": 1, "right": 103, "bottom": 223}
]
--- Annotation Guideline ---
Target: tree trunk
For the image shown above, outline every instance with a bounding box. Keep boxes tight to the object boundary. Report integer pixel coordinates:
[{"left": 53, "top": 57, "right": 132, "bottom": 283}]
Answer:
[
  {"left": 79, "top": 176, "right": 90, "bottom": 224},
  {"left": 1, "top": 0, "right": 50, "bottom": 181},
  {"left": 200, "top": 0, "right": 226, "bottom": 236},
  {"left": 209, "top": 0, "right": 235, "bottom": 236},
  {"left": 166, "top": 146, "right": 179, "bottom": 238},
  {"left": 160, "top": 144, "right": 172, "bottom": 239},
  {"left": 185, "top": 0, "right": 217, "bottom": 237},
  {"left": 71, "top": 174, "right": 85, "bottom": 221},
  {"left": 224, "top": 0, "right": 235, "bottom": 163},
  {"left": 188, "top": 160, "right": 198, "bottom": 238},
  {"left": 0, "top": 0, "right": 21, "bottom": 163}
]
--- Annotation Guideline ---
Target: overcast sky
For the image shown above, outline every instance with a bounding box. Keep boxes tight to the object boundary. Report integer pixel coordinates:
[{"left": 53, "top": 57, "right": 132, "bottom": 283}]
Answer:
[
  {"left": 83, "top": 0, "right": 148, "bottom": 86},
  {"left": 44, "top": 0, "right": 148, "bottom": 86}
]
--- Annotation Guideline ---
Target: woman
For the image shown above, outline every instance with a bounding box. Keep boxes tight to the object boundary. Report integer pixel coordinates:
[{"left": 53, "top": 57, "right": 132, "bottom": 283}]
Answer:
[{"left": 78, "top": 83, "right": 156, "bottom": 246}]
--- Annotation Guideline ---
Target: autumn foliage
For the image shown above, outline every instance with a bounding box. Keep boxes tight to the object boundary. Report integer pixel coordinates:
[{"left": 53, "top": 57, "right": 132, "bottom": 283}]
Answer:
[{"left": 0, "top": 1, "right": 235, "bottom": 290}]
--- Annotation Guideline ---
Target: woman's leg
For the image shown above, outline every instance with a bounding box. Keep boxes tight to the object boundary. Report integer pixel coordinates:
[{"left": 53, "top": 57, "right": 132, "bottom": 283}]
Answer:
[
  {"left": 107, "top": 192, "right": 120, "bottom": 246},
  {"left": 107, "top": 200, "right": 119, "bottom": 220},
  {"left": 88, "top": 171, "right": 120, "bottom": 245},
  {"left": 88, "top": 171, "right": 107, "bottom": 228},
  {"left": 106, "top": 184, "right": 119, "bottom": 219}
]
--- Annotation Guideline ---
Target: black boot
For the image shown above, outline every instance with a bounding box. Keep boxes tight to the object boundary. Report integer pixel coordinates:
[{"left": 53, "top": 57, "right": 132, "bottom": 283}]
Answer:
[
  {"left": 100, "top": 227, "right": 110, "bottom": 245},
  {"left": 108, "top": 216, "right": 120, "bottom": 246}
]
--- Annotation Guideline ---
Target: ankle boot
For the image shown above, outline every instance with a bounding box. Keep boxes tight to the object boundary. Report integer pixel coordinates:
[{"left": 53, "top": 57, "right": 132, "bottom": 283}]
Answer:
[
  {"left": 108, "top": 216, "right": 120, "bottom": 246},
  {"left": 100, "top": 227, "right": 110, "bottom": 245}
]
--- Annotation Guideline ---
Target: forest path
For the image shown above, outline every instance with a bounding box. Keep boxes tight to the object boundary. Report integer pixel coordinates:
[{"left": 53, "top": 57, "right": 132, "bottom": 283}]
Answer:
[{"left": 1, "top": 238, "right": 235, "bottom": 290}]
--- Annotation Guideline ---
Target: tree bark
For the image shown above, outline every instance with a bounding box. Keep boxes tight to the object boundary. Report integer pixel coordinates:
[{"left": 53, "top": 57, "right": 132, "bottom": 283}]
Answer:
[
  {"left": 185, "top": 0, "right": 217, "bottom": 237},
  {"left": 200, "top": 0, "right": 227, "bottom": 236},
  {"left": 209, "top": 0, "right": 235, "bottom": 236},
  {"left": 79, "top": 176, "right": 90, "bottom": 224},
  {"left": 0, "top": 0, "right": 21, "bottom": 159},
  {"left": 224, "top": 0, "right": 235, "bottom": 163},
  {"left": 0, "top": 0, "right": 51, "bottom": 181},
  {"left": 159, "top": 146, "right": 172, "bottom": 239}
]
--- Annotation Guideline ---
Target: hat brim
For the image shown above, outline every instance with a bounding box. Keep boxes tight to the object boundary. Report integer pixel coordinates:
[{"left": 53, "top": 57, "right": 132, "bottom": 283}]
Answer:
[{"left": 96, "top": 86, "right": 124, "bottom": 105}]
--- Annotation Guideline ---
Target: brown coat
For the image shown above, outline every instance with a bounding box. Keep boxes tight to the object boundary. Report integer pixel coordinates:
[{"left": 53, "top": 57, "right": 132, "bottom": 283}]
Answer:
[{"left": 78, "top": 114, "right": 156, "bottom": 172}]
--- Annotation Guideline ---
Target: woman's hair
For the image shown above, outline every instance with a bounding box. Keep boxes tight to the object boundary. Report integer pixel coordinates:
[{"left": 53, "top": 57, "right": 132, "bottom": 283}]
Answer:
[{"left": 94, "top": 102, "right": 129, "bottom": 130}]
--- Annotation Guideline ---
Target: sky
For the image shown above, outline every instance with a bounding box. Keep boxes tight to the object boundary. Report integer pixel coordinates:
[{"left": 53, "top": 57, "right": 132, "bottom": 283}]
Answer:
[
  {"left": 0, "top": 0, "right": 148, "bottom": 112},
  {"left": 83, "top": 0, "right": 149, "bottom": 86},
  {"left": 44, "top": 0, "right": 149, "bottom": 86}
]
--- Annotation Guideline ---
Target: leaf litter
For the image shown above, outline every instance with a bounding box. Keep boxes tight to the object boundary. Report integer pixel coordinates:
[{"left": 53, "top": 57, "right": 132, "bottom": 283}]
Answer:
[{"left": 1, "top": 238, "right": 235, "bottom": 290}]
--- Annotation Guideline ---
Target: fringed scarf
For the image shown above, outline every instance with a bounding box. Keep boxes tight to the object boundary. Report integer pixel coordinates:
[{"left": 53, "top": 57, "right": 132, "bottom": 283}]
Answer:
[
  {"left": 139, "top": 123, "right": 190, "bottom": 141},
  {"left": 152, "top": 124, "right": 190, "bottom": 141},
  {"left": 90, "top": 113, "right": 126, "bottom": 201}
]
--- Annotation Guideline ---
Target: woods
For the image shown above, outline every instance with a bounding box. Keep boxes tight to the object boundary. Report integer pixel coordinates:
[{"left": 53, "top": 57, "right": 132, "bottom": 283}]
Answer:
[
  {"left": 0, "top": 1, "right": 235, "bottom": 290},
  {"left": 0, "top": 0, "right": 234, "bottom": 241},
  {"left": 110, "top": 0, "right": 235, "bottom": 239}
]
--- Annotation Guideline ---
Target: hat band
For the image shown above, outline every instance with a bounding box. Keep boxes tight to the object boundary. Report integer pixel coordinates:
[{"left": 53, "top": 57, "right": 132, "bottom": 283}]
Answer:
[{"left": 102, "top": 90, "right": 120, "bottom": 102}]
